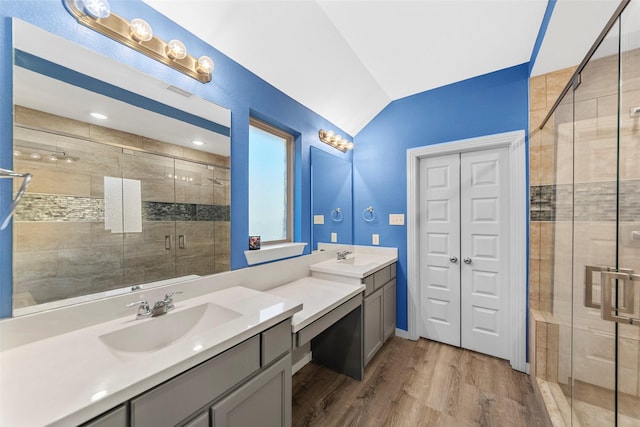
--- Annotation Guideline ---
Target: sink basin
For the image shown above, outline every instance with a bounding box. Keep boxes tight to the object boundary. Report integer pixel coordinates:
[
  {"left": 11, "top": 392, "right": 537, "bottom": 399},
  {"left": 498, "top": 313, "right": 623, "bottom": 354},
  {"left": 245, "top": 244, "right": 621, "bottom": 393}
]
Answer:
[
  {"left": 100, "top": 303, "right": 242, "bottom": 354},
  {"left": 310, "top": 253, "right": 397, "bottom": 278}
]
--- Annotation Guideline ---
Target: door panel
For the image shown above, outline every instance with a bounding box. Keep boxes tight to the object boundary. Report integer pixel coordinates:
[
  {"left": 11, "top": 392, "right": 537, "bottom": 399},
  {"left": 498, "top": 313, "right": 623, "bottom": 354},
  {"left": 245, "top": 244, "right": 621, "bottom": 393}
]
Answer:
[
  {"left": 461, "top": 148, "right": 510, "bottom": 359},
  {"left": 419, "top": 154, "right": 461, "bottom": 346}
]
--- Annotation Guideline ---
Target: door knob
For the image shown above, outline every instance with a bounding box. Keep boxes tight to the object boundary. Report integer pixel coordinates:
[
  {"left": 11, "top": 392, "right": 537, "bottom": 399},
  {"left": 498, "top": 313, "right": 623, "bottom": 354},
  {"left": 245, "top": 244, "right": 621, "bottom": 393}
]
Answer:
[
  {"left": 463, "top": 258, "right": 472, "bottom": 264},
  {"left": 449, "top": 256, "right": 458, "bottom": 263}
]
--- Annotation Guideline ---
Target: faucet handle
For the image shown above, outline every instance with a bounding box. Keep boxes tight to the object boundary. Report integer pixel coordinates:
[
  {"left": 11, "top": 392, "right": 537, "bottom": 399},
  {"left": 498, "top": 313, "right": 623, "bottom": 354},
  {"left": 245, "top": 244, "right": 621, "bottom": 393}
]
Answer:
[
  {"left": 126, "top": 298, "right": 151, "bottom": 318},
  {"left": 163, "top": 291, "right": 183, "bottom": 310},
  {"left": 164, "top": 291, "right": 183, "bottom": 301},
  {"left": 126, "top": 297, "right": 148, "bottom": 308}
]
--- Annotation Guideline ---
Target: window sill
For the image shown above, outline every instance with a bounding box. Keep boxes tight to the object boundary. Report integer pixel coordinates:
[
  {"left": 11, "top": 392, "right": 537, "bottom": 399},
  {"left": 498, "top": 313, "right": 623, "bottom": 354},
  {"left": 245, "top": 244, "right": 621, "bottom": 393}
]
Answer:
[{"left": 244, "top": 242, "right": 307, "bottom": 265}]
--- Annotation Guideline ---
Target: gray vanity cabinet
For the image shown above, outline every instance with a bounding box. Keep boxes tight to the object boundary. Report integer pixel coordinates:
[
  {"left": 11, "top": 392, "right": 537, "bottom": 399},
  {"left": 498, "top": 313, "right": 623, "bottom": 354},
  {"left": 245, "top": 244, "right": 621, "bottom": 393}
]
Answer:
[
  {"left": 363, "top": 263, "right": 396, "bottom": 366},
  {"left": 183, "top": 412, "right": 209, "bottom": 427},
  {"left": 364, "top": 288, "right": 384, "bottom": 364},
  {"left": 383, "top": 279, "right": 397, "bottom": 341},
  {"left": 83, "top": 404, "right": 127, "bottom": 427},
  {"left": 81, "top": 320, "right": 292, "bottom": 427},
  {"left": 211, "top": 353, "right": 292, "bottom": 427}
]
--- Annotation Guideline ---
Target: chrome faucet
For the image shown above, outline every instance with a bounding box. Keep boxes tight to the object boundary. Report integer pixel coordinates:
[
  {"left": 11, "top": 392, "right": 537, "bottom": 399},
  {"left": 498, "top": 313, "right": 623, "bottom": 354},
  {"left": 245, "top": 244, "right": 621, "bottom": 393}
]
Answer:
[
  {"left": 126, "top": 292, "right": 183, "bottom": 319},
  {"left": 336, "top": 250, "right": 352, "bottom": 260}
]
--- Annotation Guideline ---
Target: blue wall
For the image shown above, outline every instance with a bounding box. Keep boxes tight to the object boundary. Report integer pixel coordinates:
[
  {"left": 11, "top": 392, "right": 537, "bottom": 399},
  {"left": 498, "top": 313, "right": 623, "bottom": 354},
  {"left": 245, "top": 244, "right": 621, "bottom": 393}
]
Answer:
[
  {"left": 353, "top": 63, "right": 530, "bottom": 331},
  {"left": 0, "top": 0, "right": 351, "bottom": 317},
  {"left": 311, "top": 146, "right": 353, "bottom": 249}
]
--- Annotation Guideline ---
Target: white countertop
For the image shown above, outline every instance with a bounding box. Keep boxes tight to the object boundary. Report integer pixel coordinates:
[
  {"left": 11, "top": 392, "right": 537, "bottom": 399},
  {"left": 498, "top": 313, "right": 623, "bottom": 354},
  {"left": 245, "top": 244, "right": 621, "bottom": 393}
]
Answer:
[
  {"left": 266, "top": 277, "right": 365, "bottom": 332},
  {"left": 0, "top": 286, "right": 302, "bottom": 427},
  {"left": 309, "top": 253, "right": 397, "bottom": 279}
]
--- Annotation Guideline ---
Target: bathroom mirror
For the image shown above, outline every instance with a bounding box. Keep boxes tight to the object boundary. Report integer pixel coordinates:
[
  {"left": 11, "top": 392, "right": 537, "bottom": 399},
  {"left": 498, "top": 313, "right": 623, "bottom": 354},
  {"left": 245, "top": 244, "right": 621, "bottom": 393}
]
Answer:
[
  {"left": 310, "top": 146, "right": 353, "bottom": 250},
  {"left": 11, "top": 20, "right": 231, "bottom": 314}
]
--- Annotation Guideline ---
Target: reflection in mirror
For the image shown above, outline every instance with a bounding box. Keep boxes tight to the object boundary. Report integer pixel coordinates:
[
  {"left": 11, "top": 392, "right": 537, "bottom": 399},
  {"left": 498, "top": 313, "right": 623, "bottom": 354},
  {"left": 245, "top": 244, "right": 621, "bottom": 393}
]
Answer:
[
  {"left": 310, "top": 146, "right": 353, "bottom": 250},
  {"left": 11, "top": 20, "right": 231, "bottom": 315}
]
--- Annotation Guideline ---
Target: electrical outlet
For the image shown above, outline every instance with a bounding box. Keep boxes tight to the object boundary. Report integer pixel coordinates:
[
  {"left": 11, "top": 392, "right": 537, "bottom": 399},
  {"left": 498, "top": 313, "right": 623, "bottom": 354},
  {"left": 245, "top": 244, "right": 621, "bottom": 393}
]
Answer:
[
  {"left": 372, "top": 234, "right": 380, "bottom": 245},
  {"left": 314, "top": 215, "right": 325, "bottom": 225},
  {"left": 331, "top": 232, "right": 337, "bottom": 242},
  {"left": 389, "top": 214, "right": 405, "bottom": 225}
]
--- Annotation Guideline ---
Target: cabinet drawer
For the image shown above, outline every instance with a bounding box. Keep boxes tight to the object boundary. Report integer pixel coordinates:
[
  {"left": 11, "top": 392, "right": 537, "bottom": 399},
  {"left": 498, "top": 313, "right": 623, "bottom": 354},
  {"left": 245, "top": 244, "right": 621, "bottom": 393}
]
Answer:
[
  {"left": 82, "top": 404, "right": 127, "bottom": 427},
  {"left": 262, "top": 320, "right": 292, "bottom": 366},
  {"left": 363, "top": 274, "right": 375, "bottom": 297},
  {"left": 373, "top": 265, "right": 391, "bottom": 291},
  {"left": 131, "top": 336, "right": 260, "bottom": 427},
  {"left": 184, "top": 411, "right": 209, "bottom": 427}
]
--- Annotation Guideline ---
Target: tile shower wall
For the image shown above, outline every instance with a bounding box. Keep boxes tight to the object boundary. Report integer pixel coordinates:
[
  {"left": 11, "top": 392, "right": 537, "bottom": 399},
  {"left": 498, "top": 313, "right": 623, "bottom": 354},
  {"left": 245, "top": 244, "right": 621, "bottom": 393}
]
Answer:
[
  {"left": 530, "top": 44, "right": 640, "bottom": 395},
  {"left": 529, "top": 66, "right": 576, "bottom": 382},
  {"left": 12, "top": 106, "right": 231, "bottom": 308}
]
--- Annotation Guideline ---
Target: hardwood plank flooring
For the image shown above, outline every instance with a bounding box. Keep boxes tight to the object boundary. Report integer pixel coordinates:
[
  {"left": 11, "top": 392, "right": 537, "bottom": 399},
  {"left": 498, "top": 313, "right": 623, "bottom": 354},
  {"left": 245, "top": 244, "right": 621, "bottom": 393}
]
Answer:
[{"left": 292, "top": 337, "right": 551, "bottom": 427}]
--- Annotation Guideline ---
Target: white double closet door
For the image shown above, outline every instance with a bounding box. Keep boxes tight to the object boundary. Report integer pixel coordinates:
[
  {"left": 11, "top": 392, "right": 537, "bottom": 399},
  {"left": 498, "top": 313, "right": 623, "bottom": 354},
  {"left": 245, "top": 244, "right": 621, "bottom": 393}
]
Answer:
[{"left": 419, "top": 147, "right": 510, "bottom": 360}]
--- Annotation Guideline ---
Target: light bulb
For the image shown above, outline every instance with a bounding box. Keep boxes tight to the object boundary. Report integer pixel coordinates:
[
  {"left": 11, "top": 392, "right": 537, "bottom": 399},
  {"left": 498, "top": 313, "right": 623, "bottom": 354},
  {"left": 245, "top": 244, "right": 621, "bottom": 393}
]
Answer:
[
  {"left": 130, "top": 18, "right": 153, "bottom": 42},
  {"left": 30, "top": 153, "right": 41, "bottom": 160},
  {"left": 75, "top": 0, "right": 111, "bottom": 19},
  {"left": 196, "top": 56, "right": 214, "bottom": 74},
  {"left": 166, "top": 39, "right": 187, "bottom": 60},
  {"left": 346, "top": 142, "right": 354, "bottom": 150}
]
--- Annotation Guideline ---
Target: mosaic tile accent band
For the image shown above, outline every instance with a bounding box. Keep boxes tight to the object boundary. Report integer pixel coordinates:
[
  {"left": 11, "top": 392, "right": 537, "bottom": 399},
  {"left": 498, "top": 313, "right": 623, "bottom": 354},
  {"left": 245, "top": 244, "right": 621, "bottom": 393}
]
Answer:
[
  {"left": 531, "top": 181, "right": 640, "bottom": 222},
  {"left": 15, "top": 194, "right": 229, "bottom": 222}
]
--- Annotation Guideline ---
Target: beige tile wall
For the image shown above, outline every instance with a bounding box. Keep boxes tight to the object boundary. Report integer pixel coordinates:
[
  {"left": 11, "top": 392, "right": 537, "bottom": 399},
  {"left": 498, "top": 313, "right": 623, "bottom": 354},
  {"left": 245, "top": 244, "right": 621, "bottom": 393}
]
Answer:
[{"left": 529, "top": 66, "right": 575, "bottom": 382}]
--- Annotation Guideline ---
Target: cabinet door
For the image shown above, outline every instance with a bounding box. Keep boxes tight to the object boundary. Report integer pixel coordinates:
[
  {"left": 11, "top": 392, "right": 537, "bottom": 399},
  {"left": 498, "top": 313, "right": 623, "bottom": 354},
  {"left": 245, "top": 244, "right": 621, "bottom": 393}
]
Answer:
[
  {"left": 212, "top": 354, "right": 291, "bottom": 427},
  {"left": 364, "top": 289, "right": 383, "bottom": 366},
  {"left": 383, "top": 279, "right": 396, "bottom": 341}
]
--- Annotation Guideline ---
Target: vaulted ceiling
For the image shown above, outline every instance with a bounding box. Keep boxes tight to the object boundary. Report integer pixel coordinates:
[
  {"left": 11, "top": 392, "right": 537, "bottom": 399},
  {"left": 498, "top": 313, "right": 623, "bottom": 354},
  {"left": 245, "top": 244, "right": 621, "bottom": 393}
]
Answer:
[{"left": 143, "top": 0, "right": 622, "bottom": 136}]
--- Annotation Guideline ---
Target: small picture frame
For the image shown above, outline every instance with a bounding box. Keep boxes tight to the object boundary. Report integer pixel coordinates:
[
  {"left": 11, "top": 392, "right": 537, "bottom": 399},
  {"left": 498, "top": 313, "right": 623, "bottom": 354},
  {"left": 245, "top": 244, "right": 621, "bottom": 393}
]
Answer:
[{"left": 249, "top": 235, "right": 261, "bottom": 250}]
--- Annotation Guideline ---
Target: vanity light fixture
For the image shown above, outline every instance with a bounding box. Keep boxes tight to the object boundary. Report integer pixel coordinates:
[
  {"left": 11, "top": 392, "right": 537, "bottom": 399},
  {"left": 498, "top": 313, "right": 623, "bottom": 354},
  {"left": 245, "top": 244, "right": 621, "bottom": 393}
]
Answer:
[
  {"left": 64, "top": 0, "right": 214, "bottom": 83},
  {"left": 318, "top": 129, "right": 354, "bottom": 153}
]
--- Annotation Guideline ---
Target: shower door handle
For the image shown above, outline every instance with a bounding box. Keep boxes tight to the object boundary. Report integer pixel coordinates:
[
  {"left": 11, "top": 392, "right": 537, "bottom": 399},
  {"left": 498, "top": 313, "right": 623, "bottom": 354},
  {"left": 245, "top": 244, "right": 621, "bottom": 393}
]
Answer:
[
  {"left": 585, "top": 265, "right": 633, "bottom": 311},
  {"left": 600, "top": 270, "right": 640, "bottom": 324}
]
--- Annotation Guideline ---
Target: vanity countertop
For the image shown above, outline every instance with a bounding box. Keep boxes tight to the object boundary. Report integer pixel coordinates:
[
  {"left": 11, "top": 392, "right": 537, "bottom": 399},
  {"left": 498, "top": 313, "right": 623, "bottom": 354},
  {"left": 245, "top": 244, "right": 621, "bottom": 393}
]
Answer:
[
  {"left": 309, "top": 253, "right": 398, "bottom": 279},
  {"left": 266, "top": 277, "right": 365, "bottom": 332},
  {"left": 0, "top": 286, "right": 302, "bottom": 427}
]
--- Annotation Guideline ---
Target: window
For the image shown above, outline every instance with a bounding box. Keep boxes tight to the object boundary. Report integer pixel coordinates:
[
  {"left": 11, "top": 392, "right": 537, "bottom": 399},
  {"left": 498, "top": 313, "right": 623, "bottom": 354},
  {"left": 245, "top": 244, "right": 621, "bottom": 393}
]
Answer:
[{"left": 248, "top": 118, "right": 294, "bottom": 244}]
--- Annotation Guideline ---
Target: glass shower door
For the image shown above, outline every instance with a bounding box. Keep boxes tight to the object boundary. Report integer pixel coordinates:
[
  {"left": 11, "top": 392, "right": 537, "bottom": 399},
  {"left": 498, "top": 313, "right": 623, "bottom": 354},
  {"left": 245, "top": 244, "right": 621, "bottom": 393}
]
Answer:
[
  {"left": 572, "top": 2, "right": 640, "bottom": 424},
  {"left": 616, "top": 2, "right": 640, "bottom": 425},
  {"left": 572, "top": 15, "right": 620, "bottom": 427}
]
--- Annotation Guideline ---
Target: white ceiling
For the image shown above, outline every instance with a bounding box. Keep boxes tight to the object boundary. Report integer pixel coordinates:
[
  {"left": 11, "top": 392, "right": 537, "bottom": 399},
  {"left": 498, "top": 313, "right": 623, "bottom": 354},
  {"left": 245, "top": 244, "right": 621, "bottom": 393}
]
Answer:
[{"left": 143, "top": 0, "right": 623, "bottom": 136}]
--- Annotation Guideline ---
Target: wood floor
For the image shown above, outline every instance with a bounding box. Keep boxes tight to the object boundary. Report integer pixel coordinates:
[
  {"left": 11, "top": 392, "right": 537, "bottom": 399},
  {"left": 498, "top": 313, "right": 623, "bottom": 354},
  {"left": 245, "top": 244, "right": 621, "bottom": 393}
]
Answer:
[{"left": 292, "top": 337, "right": 551, "bottom": 427}]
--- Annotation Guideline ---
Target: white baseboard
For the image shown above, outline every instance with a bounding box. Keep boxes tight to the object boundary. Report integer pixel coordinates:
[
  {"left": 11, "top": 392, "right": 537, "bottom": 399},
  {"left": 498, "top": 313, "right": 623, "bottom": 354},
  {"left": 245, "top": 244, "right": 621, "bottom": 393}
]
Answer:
[
  {"left": 292, "top": 351, "right": 312, "bottom": 374},
  {"left": 395, "top": 328, "right": 410, "bottom": 340}
]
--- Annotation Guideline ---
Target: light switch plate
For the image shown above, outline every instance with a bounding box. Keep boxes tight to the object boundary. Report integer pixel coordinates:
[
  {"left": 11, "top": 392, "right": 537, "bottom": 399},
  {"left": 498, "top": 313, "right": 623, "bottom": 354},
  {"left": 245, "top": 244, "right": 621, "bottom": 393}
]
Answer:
[
  {"left": 372, "top": 234, "right": 379, "bottom": 245},
  {"left": 331, "top": 232, "right": 337, "bottom": 242},
  {"left": 389, "top": 214, "right": 405, "bottom": 225},
  {"left": 314, "top": 215, "right": 325, "bottom": 225}
]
